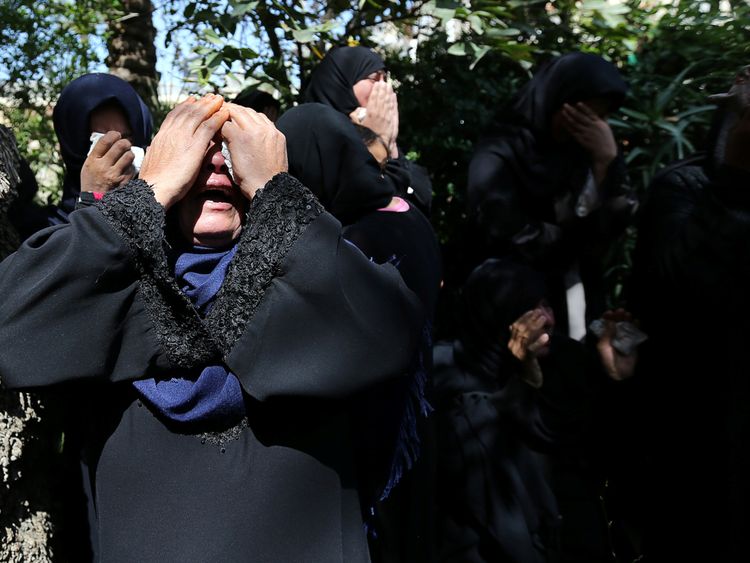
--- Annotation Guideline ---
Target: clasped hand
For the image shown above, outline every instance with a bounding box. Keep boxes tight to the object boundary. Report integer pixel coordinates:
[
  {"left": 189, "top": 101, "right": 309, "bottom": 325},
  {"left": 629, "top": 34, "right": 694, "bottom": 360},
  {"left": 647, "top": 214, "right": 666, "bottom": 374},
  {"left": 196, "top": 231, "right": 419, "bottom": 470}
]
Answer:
[
  {"left": 139, "top": 94, "right": 288, "bottom": 209},
  {"left": 349, "top": 81, "right": 399, "bottom": 159}
]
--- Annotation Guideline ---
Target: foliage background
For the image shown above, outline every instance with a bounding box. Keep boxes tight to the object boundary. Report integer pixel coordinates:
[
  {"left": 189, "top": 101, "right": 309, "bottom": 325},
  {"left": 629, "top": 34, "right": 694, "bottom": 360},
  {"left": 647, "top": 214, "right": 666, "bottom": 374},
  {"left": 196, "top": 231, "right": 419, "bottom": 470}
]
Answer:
[{"left": 1, "top": 0, "right": 749, "bottom": 322}]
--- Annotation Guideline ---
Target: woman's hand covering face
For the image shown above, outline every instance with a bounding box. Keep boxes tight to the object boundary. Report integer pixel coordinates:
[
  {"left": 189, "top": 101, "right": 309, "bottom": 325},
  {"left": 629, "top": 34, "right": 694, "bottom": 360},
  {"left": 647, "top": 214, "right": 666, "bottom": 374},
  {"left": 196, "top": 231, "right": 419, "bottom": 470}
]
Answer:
[
  {"left": 140, "top": 95, "right": 229, "bottom": 209},
  {"left": 221, "top": 103, "right": 288, "bottom": 200},
  {"left": 561, "top": 102, "right": 618, "bottom": 168},
  {"left": 349, "top": 81, "right": 399, "bottom": 157},
  {"left": 81, "top": 131, "right": 135, "bottom": 194}
]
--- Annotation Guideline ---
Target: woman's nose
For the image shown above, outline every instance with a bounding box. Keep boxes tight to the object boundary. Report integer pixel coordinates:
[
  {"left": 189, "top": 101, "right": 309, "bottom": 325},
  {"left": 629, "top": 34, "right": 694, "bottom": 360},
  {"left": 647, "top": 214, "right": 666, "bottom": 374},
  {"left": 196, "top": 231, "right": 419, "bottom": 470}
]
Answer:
[{"left": 206, "top": 148, "right": 228, "bottom": 174}]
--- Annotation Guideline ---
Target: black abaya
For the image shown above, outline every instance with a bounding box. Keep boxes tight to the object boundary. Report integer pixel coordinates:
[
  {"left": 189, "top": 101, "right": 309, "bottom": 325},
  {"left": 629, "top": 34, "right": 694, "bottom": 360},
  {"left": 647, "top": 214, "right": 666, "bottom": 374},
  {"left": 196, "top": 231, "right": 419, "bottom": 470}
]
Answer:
[{"left": 0, "top": 173, "right": 424, "bottom": 562}]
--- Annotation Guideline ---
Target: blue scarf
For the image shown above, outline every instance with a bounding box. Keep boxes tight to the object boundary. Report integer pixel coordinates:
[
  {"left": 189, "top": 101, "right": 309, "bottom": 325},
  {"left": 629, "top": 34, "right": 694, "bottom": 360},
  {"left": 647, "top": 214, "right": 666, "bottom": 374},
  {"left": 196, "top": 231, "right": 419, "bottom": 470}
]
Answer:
[{"left": 133, "top": 245, "right": 246, "bottom": 426}]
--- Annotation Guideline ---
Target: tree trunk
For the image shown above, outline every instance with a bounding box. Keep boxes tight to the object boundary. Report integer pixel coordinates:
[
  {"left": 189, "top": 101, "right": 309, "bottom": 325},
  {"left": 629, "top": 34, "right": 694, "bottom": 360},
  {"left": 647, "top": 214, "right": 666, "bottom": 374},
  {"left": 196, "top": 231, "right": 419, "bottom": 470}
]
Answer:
[
  {"left": 106, "top": 0, "right": 159, "bottom": 113},
  {"left": 0, "top": 125, "right": 55, "bottom": 563}
]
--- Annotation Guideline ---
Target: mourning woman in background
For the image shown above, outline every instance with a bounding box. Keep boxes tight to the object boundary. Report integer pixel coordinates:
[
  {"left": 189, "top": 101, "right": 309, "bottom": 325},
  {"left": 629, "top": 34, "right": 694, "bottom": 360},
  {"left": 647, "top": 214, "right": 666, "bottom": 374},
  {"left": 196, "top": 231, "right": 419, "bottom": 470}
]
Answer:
[
  {"left": 433, "top": 259, "right": 636, "bottom": 563},
  {"left": 467, "top": 52, "right": 637, "bottom": 341},
  {"left": 627, "top": 67, "right": 750, "bottom": 563},
  {"left": 304, "top": 45, "right": 434, "bottom": 215},
  {"left": 0, "top": 95, "right": 424, "bottom": 562},
  {"left": 12, "top": 73, "right": 152, "bottom": 240},
  {"left": 278, "top": 90, "right": 442, "bottom": 563}
]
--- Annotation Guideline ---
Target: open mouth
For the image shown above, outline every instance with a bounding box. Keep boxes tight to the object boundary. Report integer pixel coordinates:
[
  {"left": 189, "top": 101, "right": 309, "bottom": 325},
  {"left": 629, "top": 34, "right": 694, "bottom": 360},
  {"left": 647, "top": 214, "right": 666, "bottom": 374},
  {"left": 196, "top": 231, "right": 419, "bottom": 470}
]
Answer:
[{"left": 199, "top": 188, "right": 233, "bottom": 203}]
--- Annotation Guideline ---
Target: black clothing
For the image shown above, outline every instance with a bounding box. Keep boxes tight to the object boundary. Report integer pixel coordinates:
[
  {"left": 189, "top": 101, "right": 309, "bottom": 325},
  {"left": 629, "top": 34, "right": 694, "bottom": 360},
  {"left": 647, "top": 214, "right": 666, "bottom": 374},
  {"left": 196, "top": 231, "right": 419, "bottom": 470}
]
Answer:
[
  {"left": 0, "top": 173, "right": 425, "bottom": 562},
  {"left": 433, "top": 338, "right": 606, "bottom": 563},
  {"left": 278, "top": 103, "right": 408, "bottom": 225},
  {"left": 302, "top": 45, "right": 433, "bottom": 215},
  {"left": 629, "top": 164, "right": 750, "bottom": 562},
  {"left": 468, "top": 53, "right": 632, "bottom": 268},
  {"left": 233, "top": 88, "right": 281, "bottom": 114},
  {"left": 467, "top": 53, "right": 635, "bottom": 335},
  {"left": 305, "top": 45, "right": 385, "bottom": 115},
  {"left": 344, "top": 205, "right": 441, "bottom": 318},
  {"left": 53, "top": 73, "right": 152, "bottom": 216},
  {"left": 433, "top": 259, "right": 617, "bottom": 563},
  {"left": 344, "top": 204, "right": 442, "bottom": 563}
]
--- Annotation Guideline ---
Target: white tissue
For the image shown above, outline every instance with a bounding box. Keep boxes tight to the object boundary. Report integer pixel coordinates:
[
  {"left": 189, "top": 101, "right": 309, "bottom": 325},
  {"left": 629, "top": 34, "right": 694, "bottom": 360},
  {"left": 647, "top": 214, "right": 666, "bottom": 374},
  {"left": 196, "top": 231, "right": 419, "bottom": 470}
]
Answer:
[
  {"left": 88, "top": 132, "right": 145, "bottom": 174},
  {"left": 221, "top": 141, "right": 235, "bottom": 182}
]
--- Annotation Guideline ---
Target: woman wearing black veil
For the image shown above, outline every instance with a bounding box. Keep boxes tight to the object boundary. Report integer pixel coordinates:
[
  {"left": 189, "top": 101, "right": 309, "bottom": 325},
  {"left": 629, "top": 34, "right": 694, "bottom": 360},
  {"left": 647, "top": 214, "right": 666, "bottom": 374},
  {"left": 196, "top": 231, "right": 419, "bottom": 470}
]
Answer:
[
  {"left": 467, "top": 52, "right": 637, "bottom": 341},
  {"left": 433, "top": 259, "right": 636, "bottom": 563},
  {"left": 0, "top": 96, "right": 424, "bottom": 562},
  {"left": 279, "top": 47, "right": 442, "bottom": 563},
  {"left": 303, "top": 45, "right": 434, "bottom": 215},
  {"left": 12, "top": 73, "right": 152, "bottom": 239}
]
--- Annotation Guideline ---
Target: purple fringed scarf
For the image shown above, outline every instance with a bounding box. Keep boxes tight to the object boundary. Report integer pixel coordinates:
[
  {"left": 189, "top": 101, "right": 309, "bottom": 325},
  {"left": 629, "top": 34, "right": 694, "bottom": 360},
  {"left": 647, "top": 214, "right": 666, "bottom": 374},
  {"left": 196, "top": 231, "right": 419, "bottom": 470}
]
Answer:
[{"left": 133, "top": 245, "right": 246, "bottom": 426}]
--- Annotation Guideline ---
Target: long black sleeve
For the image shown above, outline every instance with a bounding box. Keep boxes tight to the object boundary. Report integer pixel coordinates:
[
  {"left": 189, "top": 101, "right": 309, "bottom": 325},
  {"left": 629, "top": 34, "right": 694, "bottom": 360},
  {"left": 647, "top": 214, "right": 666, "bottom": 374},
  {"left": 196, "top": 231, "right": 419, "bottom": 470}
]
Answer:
[
  {"left": 1, "top": 174, "right": 424, "bottom": 401},
  {"left": 0, "top": 205, "right": 171, "bottom": 387}
]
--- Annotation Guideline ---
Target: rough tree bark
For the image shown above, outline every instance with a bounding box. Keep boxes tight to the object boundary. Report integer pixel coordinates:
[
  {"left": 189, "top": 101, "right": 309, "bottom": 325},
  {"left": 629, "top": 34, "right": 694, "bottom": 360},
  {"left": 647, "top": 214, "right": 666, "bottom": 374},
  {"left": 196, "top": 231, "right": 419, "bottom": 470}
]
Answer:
[
  {"left": 0, "top": 125, "right": 55, "bottom": 562},
  {"left": 106, "top": 0, "right": 159, "bottom": 113}
]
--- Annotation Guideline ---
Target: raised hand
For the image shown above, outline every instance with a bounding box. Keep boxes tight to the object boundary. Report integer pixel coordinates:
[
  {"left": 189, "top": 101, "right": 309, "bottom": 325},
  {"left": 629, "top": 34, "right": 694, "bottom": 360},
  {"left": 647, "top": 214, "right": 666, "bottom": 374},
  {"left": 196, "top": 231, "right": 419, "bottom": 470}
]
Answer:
[
  {"left": 80, "top": 131, "right": 135, "bottom": 194},
  {"left": 349, "top": 81, "right": 398, "bottom": 151},
  {"left": 561, "top": 102, "right": 618, "bottom": 173},
  {"left": 596, "top": 308, "right": 638, "bottom": 381},
  {"left": 139, "top": 94, "right": 229, "bottom": 209},
  {"left": 221, "top": 103, "right": 288, "bottom": 200},
  {"left": 508, "top": 308, "right": 553, "bottom": 362}
]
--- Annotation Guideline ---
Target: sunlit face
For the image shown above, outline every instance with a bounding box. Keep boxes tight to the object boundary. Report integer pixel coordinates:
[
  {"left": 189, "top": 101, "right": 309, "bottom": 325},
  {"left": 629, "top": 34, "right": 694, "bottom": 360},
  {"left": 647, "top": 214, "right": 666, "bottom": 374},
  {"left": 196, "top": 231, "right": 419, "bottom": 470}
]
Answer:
[
  {"left": 352, "top": 69, "right": 387, "bottom": 107},
  {"left": 176, "top": 137, "right": 245, "bottom": 248},
  {"left": 89, "top": 102, "right": 133, "bottom": 140}
]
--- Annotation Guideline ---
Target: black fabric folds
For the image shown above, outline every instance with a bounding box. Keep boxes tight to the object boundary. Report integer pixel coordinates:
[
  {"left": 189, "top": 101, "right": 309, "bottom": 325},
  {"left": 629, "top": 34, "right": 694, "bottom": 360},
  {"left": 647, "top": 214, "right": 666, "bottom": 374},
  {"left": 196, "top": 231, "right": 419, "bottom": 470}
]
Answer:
[
  {"left": 277, "top": 103, "right": 397, "bottom": 224},
  {"left": 97, "top": 179, "right": 218, "bottom": 369},
  {"left": 304, "top": 45, "right": 385, "bottom": 115}
]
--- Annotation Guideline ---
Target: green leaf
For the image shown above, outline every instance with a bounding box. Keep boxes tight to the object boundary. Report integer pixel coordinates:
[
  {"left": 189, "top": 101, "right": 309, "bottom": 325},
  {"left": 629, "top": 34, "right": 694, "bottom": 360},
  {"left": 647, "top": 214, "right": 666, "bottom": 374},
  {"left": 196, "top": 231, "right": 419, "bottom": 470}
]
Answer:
[
  {"left": 230, "top": 1, "right": 259, "bottom": 16},
  {"left": 447, "top": 42, "right": 466, "bottom": 56},
  {"left": 467, "top": 14, "right": 484, "bottom": 35},
  {"left": 206, "top": 51, "right": 223, "bottom": 71},
  {"left": 486, "top": 27, "right": 521, "bottom": 37},
  {"left": 469, "top": 45, "right": 491, "bottom": 70},
  {"left": 291, "top": 28, "right": 317, "bottom": 42},
  {"left": 620, "top": 107, "right": 651, "bottom": 121},
  {"left": 204, "top": 28, "right": 224, "bottom": 46},
  {"left": 674, "top": 104, "right": 714, "bottom": 120}
]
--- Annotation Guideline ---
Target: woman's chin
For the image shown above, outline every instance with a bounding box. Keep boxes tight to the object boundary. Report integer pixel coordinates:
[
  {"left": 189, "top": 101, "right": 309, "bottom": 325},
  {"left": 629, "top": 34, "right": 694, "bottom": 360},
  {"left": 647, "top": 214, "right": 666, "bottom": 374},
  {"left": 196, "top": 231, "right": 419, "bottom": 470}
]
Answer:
[{"left": 189, "top": 220, "right": 242, "bottom": 248}]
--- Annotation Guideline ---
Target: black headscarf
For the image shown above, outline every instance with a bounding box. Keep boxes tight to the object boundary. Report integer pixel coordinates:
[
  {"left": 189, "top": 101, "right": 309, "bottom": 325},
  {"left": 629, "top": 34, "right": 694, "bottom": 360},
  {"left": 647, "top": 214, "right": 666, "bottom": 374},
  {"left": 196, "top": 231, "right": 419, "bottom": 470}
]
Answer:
[
  {"left": 53, "top": 73, "right": 153, "bottom": 214},
  {"left": 277, "top": 103, "right": 394, "bottom": 224},
  {"left": 455, "top": 259, "right": 547, "bottom": 381},
  {"left": 469, "top": 52, "right": 628, "bottom": 209},
  {"left": 304, "top": 46, "right": 385, "bottom": 114},
  {"left": 233, "top": 88, "right": 281, "bottom": 114}
]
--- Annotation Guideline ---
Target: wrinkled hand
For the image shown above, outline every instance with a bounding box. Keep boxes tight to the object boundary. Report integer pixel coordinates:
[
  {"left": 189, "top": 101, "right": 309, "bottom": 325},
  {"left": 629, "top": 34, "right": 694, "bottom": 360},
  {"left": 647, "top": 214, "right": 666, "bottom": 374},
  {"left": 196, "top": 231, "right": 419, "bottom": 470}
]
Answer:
[
  {"left": 596, "top": 308, "right": 638, "bottom": 381},
  {"left": 561, "top": 102, "right": 618, "bottom": 171},
  {"left": 349, "top": 81, "right": 398, "bottom": 152},
  {"left": 221, "top": 103, "right": 288, "bottom": 200},
  {"left": 140, "top": 95, "right": 228, "bottom": 209},
  {"left": 80, "top": 132, "right": 135, "bottom": 194}
]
